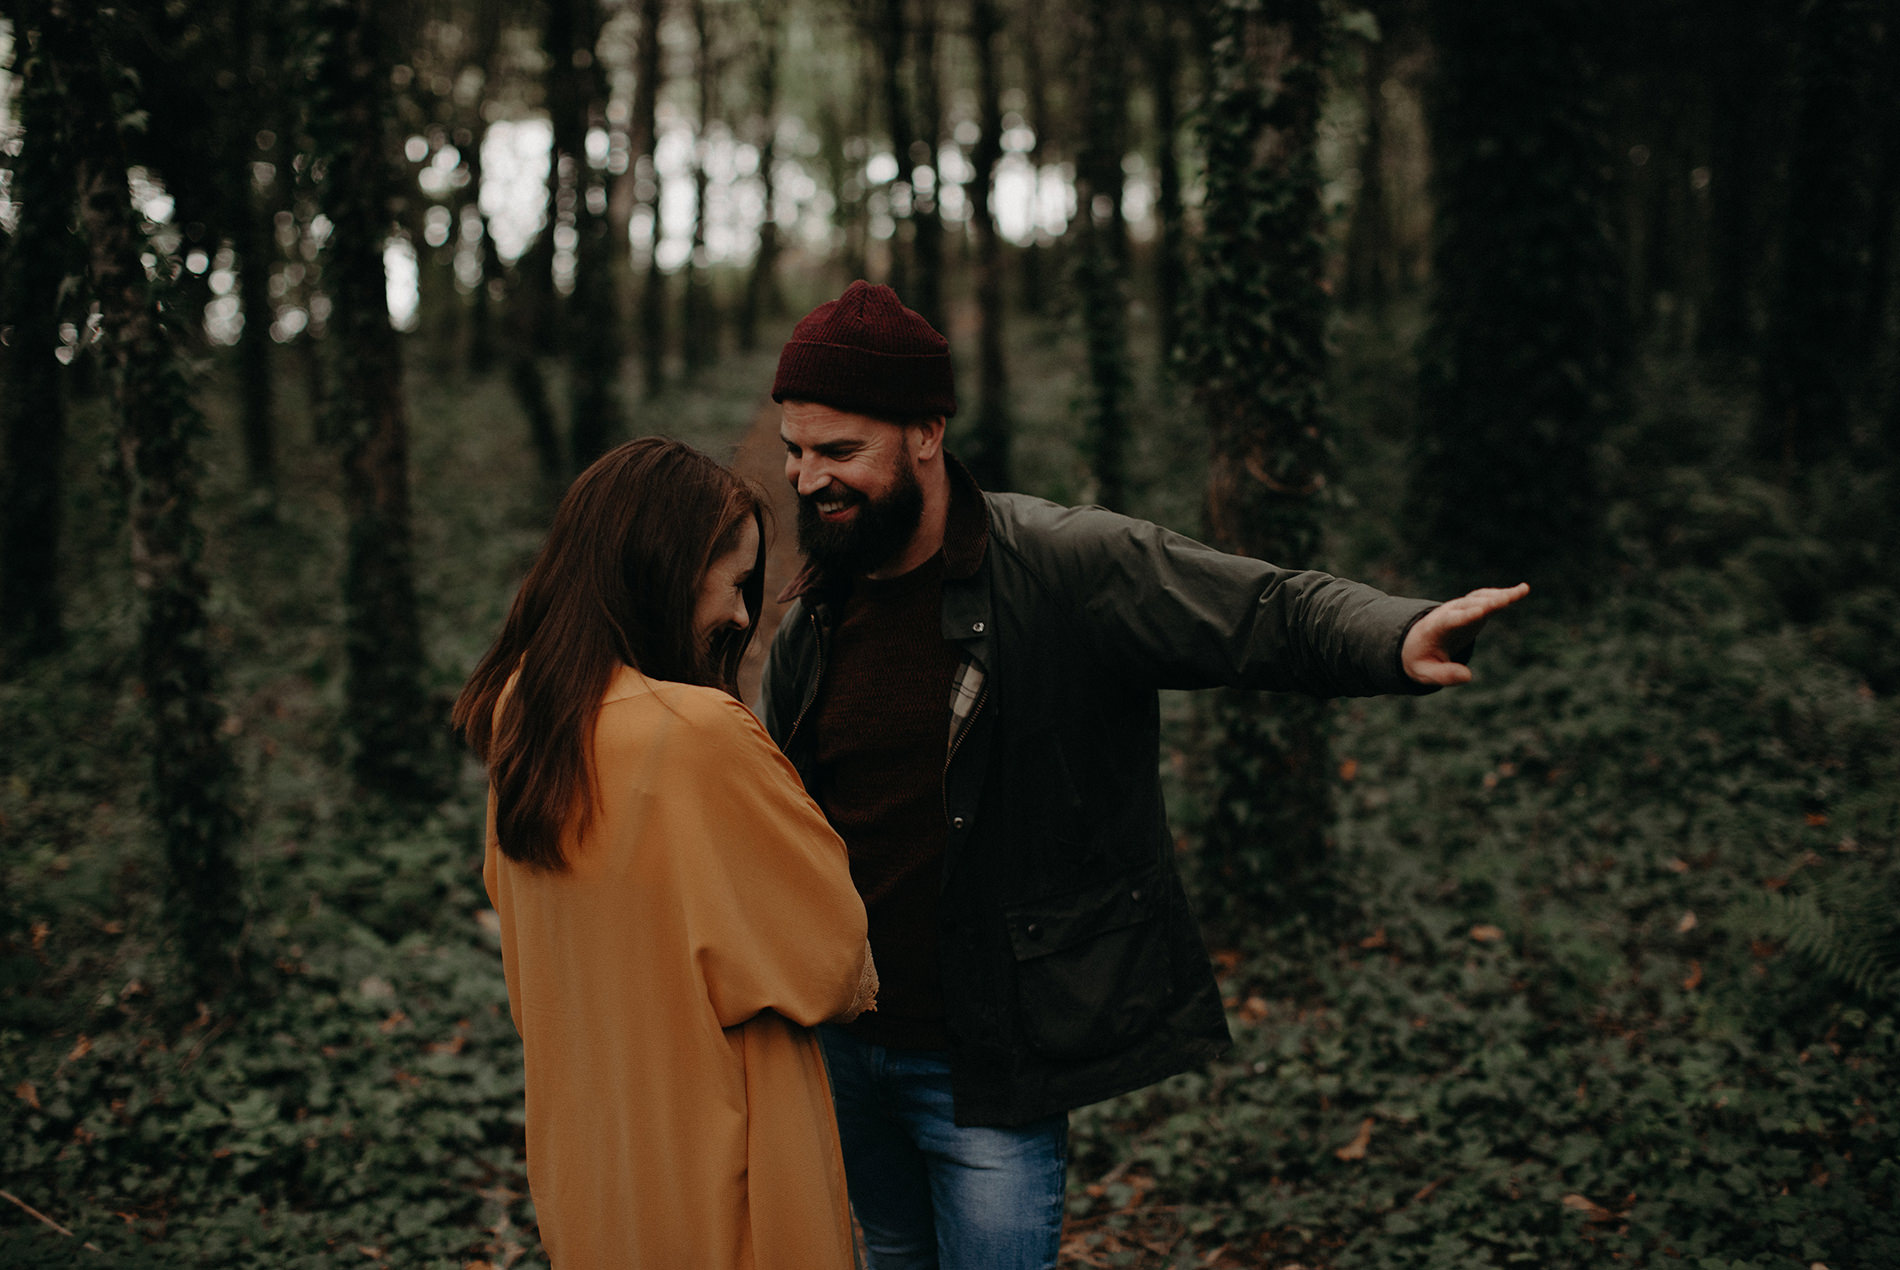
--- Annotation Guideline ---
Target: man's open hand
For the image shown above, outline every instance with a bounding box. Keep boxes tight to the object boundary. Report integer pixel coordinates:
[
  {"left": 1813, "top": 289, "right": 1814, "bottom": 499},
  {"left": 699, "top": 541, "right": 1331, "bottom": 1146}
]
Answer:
[{"left": 1401, "top": 583, "right": 1530, "bottom": 686}]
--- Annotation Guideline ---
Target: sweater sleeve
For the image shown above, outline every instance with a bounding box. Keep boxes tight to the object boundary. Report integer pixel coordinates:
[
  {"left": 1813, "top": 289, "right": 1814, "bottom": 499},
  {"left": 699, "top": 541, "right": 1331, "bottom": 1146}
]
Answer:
[{"left": 667, "top": 692, "right": 872, "bottom": 1030}]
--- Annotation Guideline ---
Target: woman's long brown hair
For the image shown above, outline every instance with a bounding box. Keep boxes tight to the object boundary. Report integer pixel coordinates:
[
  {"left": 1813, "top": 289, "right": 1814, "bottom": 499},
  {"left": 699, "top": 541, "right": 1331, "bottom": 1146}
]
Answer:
[{"left": 452, "top": 438, "right": 766, "bottom": 871}]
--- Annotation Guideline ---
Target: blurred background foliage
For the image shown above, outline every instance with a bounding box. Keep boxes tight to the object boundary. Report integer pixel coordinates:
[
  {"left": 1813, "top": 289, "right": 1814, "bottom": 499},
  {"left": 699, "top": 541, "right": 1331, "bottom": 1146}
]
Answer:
[{"left": 1, "top": 0, "right": 1897, "bottom": 1264}]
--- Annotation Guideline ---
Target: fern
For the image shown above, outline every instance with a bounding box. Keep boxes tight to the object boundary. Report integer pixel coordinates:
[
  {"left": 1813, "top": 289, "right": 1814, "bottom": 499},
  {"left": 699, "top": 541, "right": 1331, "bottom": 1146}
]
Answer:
[{"left": 1726, "top": 869, "right": 1900, "bottom": 1001}]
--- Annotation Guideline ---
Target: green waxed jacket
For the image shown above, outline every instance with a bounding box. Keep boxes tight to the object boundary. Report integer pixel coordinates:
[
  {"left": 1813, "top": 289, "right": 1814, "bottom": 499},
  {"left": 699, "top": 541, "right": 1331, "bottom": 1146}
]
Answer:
[{"left": 761, "top": 470, "right": 1438, "bottom": 1127}]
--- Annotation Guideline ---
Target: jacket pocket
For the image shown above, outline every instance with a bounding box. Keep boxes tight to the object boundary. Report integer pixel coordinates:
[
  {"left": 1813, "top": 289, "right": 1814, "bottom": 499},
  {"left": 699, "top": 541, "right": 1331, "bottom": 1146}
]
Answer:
[{"left": 1004, "top": 863, "right": 1169, "bottom": 1060}]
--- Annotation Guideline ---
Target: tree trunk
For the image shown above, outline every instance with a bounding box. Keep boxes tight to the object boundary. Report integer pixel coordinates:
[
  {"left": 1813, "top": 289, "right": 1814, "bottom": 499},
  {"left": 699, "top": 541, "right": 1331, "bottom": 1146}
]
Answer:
[
  {"left": 636, "top": 0, "right": 668, "bottom": 395},
  {"left": 463, "top": 0, "right": 507, "bottom": 374},
  {"left": 1188, "top": 0, "right": 1336, "bottom": 929},
  {"left": 964, "top": 0, "right": 1012, "bottom": 491},
  {"left": 909, "top": 0, "right": 944, "bottom": 330},
  {"left": 231, "top": 0, "right": 277, "bottom": 499},
  {"left": 1076, "top": 0, "right": 1129, "bottom": 511},
  {"left": 1341, "top": 15, "right": 1391, "bottom": 312},
  {"left": 1, "top": 19, "right": 70, "bottom": 669},
  {"left": 1144, "top": 0, "right": 1185, "bottom": 364},
  {"left": 315, "top": 0, "right": 448, "bottom": 806},
  {"left": 565, "top": 0, "right": 623, "bottom": 470},
  {"left": 1407, "top": 0, "right": 1624, "bottom": 595},
  {"left": 875, "top": 0, "right": 913, "bottom": 298},
  {"left": 1018, "top": 0, "right": 1052, "bottom": 315},
  {"left": 1758, "top": 0, "right": 1885, "bottom": 471},
  {"left": 56, "top": 0, "right": 246, "bottom": 993},
  {"left": 1699, "top": 0, "right": 1785, "bottom": 360},
  {"left": 682, "top": 0, "right": 716, "bottom": 378},
  {"left": 740, "top": 0, "right": 784, "bottom": 350}
]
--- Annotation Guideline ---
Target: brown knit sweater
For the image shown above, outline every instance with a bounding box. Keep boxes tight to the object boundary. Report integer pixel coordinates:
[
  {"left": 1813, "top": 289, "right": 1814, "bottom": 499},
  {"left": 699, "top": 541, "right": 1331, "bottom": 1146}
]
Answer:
[{"left": 809, "top": 552, "right": 959, "bottom": 1050}]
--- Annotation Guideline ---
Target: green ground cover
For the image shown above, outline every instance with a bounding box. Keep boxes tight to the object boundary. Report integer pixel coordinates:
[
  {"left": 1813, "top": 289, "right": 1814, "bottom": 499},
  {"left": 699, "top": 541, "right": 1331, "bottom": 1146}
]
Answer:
[{"left": 3, "top": 315, "right": 1895, "bottom": 1268}]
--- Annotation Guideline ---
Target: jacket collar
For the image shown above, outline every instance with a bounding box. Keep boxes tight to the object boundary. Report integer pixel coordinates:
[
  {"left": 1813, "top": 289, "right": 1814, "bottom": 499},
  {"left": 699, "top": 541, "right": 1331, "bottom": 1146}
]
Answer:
[{"left": 776, "top": 454, "right": 990, "bottom": 603}]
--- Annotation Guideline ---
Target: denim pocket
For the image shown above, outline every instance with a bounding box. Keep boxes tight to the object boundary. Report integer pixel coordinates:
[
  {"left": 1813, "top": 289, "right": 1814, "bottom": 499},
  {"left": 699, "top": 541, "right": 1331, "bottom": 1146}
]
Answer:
[{"left": 1005, "top": 863, "right": 1169, "bottom": 1060}]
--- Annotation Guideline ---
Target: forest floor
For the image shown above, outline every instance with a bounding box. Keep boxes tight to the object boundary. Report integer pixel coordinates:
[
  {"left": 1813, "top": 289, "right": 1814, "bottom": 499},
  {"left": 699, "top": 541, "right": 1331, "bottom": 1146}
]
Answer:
[{"left": 3, "top": 306, "right": 1898, "bottom": 1268}]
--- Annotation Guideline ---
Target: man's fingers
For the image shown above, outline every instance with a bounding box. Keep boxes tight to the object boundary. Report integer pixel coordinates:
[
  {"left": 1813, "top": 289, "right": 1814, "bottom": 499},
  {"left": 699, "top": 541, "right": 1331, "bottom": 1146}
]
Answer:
[
  {"left": 1459, "top": 582, "right": 1530, "bottom": 618},
  {"left": 1411, "top": 659, "right": 1473, "bottom": 687}
]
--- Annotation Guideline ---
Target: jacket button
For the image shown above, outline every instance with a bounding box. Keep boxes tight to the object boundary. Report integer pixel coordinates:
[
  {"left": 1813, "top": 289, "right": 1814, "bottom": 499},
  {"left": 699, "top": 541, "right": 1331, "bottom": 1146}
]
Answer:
[
  {"left": 952, "top": 816, "right": 965, "bottom": 830},
  {"left": 1025, "top": 922, "right": 1041, "bottom": 939},
  {"left": 972, "top": 621, "right": 985, "bottom": 633}
]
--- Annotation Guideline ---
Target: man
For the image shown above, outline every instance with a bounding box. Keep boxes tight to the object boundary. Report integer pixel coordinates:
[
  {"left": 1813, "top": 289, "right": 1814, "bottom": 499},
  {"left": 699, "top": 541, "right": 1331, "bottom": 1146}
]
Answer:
[{"left": 759, "top": 281, "right": 1526, "bottom": 1270}]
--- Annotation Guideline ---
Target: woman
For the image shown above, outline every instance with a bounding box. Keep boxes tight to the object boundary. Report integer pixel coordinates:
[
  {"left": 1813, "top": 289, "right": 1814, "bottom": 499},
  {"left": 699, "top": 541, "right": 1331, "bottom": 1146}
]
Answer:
[{"left": 454, "top": 438, "right": 876, "bottom": 1268}]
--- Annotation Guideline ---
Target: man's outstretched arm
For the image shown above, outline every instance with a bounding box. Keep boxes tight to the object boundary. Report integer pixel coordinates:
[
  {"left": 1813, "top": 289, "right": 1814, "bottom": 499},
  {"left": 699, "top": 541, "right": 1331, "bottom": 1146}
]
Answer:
[{"left": 1401, "top": 584, "right": 1531, "bottom": 687}]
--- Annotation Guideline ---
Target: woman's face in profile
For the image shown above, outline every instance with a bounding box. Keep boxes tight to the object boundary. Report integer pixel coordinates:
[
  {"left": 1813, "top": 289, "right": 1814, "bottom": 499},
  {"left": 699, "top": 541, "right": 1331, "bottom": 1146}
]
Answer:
[{"left": 694, "top": 517, "right": 760, "bottom": 650}]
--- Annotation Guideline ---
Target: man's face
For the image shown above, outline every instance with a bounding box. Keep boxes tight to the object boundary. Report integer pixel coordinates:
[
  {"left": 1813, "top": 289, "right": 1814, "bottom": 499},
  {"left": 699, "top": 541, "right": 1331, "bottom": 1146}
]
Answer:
[{"left": 780, "top": 400, "right": 925, "bottom": 578}]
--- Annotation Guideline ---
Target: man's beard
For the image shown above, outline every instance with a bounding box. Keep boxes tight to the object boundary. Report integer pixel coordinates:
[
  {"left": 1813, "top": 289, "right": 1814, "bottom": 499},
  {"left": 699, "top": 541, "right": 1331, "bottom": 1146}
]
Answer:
[{"left": 796, "top": 455, "right": 926, "bottom": 578}]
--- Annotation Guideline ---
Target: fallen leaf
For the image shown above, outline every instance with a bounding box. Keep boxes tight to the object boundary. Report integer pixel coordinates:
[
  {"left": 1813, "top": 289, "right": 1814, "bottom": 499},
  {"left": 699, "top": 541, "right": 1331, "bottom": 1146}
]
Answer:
[
  {"left": 67, "top": 1035, "right": 91, "bottom": 1061},
  {"left": 1358, "top": 927, "right": 1388, "bottom": 950},
  {"left": 1237, "top": 996, "right": 1269, "bottom": 1024},
  {"left": 378, "top": 1010, "right": 408, "bottom": 1033},
  {"left": 1682, "top": 960, "right": 1703, "bottom": 991},
  {"left": 1666, "top": 857, "right": 1689, "bottom": 874},
  {"left": 1561, "top": 1193, "right": 1615, "bottom": 1222},
  {"left": 15, "top": 1081, "right": 39, "bottom": 1109},
  {"left": 1469, "top": 924, "right": 1504, "bottom": 943},
  {"left": 30, "top": 921, "right": 49, "bottom": 950},
  {"left": 1334, "top": 1117, "right": 1374, "bottom": 1161},
  {"left": 1677, "top": 911, "right": 1697, "bottom": 933},
  {"left": 1338, "top": 759, "right": 1358, "bottom": 781},
  {"left": 1805, "top": 812, "right": 1828, "bottom": 827},
  {"left": 425, "top": 1035, "right": 468, "bottom": 1055}
]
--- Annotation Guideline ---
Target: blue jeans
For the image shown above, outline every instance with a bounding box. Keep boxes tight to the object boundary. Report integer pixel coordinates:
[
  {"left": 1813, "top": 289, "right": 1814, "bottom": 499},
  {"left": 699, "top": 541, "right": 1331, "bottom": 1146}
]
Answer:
[{"left": 817, "top": 1026, "right": 1068, "bottom": 1270}]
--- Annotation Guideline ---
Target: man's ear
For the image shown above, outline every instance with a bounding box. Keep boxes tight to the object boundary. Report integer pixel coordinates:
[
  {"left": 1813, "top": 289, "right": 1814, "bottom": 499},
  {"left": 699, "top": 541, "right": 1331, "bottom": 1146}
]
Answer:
[{"left": 913, "top": 415, "right": 947, "bottom": 461}]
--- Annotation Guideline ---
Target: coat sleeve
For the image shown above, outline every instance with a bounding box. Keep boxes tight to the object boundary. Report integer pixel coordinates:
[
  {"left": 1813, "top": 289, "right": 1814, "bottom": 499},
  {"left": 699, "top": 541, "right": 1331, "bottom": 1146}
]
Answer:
[
  {"left": 668, "top": 692, "right": 873, "bottom": 1031},
  {"left": 1027, "top": 501, "right": 1440, "bottom": 698}
]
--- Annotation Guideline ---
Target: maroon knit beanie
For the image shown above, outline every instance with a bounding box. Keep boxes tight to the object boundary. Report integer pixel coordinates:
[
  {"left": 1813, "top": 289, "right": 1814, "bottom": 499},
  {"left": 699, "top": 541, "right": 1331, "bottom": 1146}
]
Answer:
[{"left": 772, "top": 280, "right": 957, "bottom": 419}]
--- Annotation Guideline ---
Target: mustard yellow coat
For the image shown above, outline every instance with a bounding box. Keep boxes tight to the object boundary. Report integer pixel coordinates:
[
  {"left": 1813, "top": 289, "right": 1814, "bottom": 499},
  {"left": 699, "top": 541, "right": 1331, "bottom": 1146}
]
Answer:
[{"left": 484, "top": 667, "right": 872, "bottom": 1268}]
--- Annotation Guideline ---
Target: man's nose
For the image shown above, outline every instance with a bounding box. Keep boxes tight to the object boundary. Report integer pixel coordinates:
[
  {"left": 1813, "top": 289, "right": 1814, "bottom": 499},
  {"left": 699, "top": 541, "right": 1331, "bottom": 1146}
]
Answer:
[{"left": 793, "top": 461, "right": 830, "bottom": 497}]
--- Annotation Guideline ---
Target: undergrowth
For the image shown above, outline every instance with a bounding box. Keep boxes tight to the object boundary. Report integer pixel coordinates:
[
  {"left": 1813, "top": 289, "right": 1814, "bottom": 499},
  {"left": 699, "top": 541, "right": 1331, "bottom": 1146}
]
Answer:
[{"left": 4, "top": 311, "right": 1896, "bottom": 1268}]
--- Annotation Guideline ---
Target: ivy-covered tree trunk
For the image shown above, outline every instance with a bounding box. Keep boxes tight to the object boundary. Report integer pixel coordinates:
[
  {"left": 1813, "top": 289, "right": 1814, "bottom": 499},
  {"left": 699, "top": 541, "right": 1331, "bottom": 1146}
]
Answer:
[
  {"left": 1758, "top": 0, "right": 1885, "bottom": 472},
  {"left": 635, "top": 0, "right": 667, "bottom": 396},
  {"left": 1076, "top": 0, "right": 1129, "bottom": 511},
  {"left": 0, "top": 24, "right": 71, "bottom": 670},
  {"left": 963, "top": 0, "right": 1012, "bottom": 491},
  {"left": 54, "top": 0, "right": 246, "bottom": 994},
  {"left": 313, "top": 0, "right": 447, "bottom": 806},
  {"left": 1407, "top": 0, "right": 1624, "bottom": 594},
  {"left": 1188, "top": 0, "right": 1336, "bottom": 929}
]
